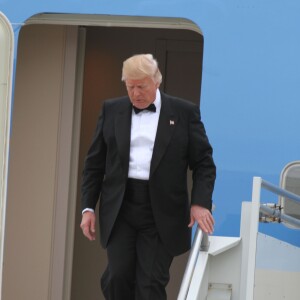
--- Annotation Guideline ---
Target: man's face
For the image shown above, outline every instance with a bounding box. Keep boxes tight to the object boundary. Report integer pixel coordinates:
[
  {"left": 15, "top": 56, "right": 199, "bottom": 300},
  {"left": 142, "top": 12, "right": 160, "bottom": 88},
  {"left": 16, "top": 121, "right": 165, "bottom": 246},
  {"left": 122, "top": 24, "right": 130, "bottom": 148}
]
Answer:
[{"left": 125, "top": 77, "right": 159, "bottom": 109}]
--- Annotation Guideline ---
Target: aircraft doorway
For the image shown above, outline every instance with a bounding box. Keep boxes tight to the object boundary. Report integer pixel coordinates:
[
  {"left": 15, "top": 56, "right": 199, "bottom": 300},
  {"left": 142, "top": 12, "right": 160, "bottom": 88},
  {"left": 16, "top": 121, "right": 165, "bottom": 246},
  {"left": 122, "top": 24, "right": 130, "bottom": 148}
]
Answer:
[
  {"left": 72, "top": 25, "right": 204, "bottom": 300},
  {"left": 3, "top": 20, "right": 203, "bottom": 300}
]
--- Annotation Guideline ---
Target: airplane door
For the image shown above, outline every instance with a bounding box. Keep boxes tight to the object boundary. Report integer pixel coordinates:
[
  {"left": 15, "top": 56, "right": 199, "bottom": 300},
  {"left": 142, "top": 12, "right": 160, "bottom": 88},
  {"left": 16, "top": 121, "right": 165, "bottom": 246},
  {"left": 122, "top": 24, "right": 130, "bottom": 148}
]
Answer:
[{"left": 0, "top": 11, "right": 14, "bottom": 293}]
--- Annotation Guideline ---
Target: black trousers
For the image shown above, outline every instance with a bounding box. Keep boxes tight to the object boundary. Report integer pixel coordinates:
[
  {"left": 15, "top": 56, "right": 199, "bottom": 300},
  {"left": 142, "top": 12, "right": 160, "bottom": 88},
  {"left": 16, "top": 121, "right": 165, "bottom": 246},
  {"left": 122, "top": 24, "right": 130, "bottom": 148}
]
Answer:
[{"left": 101, "top": 179, "right": 174, "bottom": 300}]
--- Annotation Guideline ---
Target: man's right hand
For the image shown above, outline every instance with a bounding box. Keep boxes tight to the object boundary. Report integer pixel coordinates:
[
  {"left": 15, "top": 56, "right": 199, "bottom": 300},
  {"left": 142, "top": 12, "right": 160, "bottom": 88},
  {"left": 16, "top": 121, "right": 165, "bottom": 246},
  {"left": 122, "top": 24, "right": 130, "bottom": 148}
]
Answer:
[{"left": 80, "top": 211, "right": 96, "bottom": 241}]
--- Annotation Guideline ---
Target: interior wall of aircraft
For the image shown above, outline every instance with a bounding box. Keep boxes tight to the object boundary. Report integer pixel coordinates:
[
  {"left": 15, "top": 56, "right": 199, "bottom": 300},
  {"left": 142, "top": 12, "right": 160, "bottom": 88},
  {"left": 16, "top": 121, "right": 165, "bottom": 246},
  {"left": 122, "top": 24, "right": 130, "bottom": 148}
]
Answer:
[
  {"left": 72, "top": 25, "right": 204, "bottom": 300},
  {"left": 3, "top": 22, "right": 204, "bottom": 300},
  {"left": 3, "top": 24, "right": 74, "bottom": 300}
]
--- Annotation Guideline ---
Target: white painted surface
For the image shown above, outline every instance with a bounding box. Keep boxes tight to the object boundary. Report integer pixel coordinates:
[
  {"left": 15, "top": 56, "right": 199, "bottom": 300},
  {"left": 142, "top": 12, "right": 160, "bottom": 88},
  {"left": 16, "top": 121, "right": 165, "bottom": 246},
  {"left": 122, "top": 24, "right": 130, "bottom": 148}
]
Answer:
[
  {"left": 185, "top": 236, "right": 242, "bottom": 300},
  {"left": 256, "top": 233, "right": 300, "bottom": 272},
  {"left": 254, "top": 269, "right": 300, "bottom": 300},
  {"left": 254, "top": 233, "right": 300, "bottom": 300}
]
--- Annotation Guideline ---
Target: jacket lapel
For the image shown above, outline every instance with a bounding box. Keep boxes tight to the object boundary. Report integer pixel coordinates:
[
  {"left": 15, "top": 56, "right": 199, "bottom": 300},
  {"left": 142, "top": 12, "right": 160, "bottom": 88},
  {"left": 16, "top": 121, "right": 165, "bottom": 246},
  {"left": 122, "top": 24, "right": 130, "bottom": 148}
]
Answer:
[
  {"left": 115, "top": 99, "right": 132, "bottom": 176},
  {"left": 150, "top": 94, "right": 178, "bottom": 177}
]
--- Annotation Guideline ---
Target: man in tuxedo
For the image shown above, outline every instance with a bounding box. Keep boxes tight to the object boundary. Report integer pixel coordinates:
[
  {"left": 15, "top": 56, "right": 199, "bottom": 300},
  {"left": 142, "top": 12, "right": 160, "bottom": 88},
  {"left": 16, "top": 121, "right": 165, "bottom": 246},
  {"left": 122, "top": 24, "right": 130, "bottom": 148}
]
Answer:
[{"left": 80, "top": 54, "right": 216, "bottom": 300}]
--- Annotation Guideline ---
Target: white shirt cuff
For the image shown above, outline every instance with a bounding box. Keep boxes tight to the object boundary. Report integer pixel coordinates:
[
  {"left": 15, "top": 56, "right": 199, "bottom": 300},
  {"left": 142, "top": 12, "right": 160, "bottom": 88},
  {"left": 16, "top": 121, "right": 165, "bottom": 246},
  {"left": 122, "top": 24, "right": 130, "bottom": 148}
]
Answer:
[{"left": 82, "top": 208, "right": 95, "bottom": 214}]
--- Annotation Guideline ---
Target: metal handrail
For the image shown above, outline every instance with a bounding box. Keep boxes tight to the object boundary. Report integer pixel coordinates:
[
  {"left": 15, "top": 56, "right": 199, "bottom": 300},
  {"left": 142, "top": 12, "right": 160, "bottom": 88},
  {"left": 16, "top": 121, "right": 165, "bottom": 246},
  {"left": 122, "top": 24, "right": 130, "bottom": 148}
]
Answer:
[
  {"left": 260, "top": 205, "right": 300, "bottom": 228},
  {"left": 261, "top": 179, "right": 300, "bottom": 204},
  {"left": 259, "top": 178, "right": 300, "bottom": 228},
  {"left": 177, "top": 228, "right": 209, "bottom": 300}
]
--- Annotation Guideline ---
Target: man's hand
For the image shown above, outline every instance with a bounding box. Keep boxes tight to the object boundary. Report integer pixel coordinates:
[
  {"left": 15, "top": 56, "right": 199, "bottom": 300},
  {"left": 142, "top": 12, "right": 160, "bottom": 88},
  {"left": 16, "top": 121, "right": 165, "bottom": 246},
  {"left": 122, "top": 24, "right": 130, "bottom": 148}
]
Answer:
[
  {"left": 80, "top": 211, "right": 96, "bottom": 241},
  {"left": 188, "top": 205, "right": 214, "bottom": 234}
]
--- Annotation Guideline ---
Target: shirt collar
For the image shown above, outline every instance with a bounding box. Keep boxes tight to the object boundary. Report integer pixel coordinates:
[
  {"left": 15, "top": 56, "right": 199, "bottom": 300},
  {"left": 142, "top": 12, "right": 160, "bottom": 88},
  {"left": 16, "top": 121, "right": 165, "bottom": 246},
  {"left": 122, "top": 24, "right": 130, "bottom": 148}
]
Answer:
[{"left": 153, "top": 89, "right": 161, "bottom": 112}]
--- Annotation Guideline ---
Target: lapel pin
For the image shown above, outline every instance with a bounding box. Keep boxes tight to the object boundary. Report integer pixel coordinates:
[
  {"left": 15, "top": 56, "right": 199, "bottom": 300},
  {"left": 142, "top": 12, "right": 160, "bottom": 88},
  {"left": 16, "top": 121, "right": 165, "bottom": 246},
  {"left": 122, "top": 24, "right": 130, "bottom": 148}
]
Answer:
[{"left": 170, "top": 120, "right": 175, "bottom": 125}]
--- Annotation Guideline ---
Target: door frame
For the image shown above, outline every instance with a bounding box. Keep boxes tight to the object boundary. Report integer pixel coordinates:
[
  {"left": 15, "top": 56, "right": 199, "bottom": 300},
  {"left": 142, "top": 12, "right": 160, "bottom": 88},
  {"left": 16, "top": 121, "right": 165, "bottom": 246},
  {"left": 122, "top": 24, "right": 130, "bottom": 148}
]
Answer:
[
  {"left": 20, "top": 14, "right": 203, "bottom": 300},
  {"left": 0, "top": 11, "right": 14, "bottom": 296}
]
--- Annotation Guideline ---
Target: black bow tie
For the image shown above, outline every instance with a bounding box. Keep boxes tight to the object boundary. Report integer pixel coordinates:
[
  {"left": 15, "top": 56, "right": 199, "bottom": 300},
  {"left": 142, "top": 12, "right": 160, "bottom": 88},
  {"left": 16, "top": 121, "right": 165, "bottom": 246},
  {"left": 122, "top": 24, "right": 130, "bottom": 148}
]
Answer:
[{"left": 133, "top": 103, "right": 156, "bottom": 114}]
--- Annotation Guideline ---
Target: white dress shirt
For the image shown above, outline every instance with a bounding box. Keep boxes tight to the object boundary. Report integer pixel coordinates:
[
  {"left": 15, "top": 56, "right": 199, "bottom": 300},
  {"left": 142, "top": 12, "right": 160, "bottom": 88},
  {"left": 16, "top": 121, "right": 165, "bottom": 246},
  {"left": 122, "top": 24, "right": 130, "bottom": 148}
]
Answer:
[
  {"left": 128, "top": 89, "right": 161, "bottom": 180},
  {"left": 83, "top": 89, "right": 161, "bottom": 214}
]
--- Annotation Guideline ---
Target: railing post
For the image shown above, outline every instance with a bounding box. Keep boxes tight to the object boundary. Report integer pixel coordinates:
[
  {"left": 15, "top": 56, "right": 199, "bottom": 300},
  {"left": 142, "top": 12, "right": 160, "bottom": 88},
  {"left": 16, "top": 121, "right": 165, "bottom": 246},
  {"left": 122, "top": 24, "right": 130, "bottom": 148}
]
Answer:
[
  {"left": 244, "top": 176, "right": 261, "bottom": 300},
  {"left": 200, "top": 232, "right": 209, "bottom": 251}
]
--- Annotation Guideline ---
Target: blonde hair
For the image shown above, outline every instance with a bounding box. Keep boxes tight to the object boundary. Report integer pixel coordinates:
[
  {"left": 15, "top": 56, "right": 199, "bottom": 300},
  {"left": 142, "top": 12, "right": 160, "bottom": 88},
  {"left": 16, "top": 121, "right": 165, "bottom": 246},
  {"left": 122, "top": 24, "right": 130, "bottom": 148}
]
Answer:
[{"left": 122, "top": 54, "right": 162, "bottom": 84}]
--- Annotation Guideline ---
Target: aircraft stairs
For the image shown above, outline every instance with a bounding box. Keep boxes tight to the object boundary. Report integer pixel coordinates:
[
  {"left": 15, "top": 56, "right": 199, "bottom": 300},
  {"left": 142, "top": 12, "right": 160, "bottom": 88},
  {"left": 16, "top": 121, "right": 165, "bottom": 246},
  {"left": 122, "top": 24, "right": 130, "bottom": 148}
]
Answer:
[{"left": 178, "top": 176, "right": 300, "bottom": 300}]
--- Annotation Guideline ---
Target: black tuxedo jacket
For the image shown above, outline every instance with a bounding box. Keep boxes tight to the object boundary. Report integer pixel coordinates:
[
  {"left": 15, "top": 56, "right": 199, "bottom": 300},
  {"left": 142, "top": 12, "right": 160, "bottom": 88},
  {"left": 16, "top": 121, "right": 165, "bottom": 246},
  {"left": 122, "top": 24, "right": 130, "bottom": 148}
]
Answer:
[{"left": 81, "top": 92, "right": 216, "bottom": 256}]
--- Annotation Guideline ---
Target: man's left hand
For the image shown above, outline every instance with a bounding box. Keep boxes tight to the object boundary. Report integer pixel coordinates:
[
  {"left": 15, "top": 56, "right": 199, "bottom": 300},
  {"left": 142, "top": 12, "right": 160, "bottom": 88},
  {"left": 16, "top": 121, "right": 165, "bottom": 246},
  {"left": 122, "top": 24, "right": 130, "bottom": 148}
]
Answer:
[{"left": 188, "top": 205, "right": 214, "bottom": 234}]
